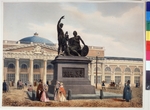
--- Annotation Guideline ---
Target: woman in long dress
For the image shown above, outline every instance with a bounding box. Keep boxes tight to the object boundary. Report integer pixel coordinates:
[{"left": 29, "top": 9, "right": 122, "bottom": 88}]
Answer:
[
  {"left": 40, "top": 84, "right": 50, "bottom": 102},
  {"left": 58, "top": 82, "right": 66, "bottom": 102},
  {"left": 123, "top": 80, "right": 132, "bottom": 102},
  {"left": 54, "top": 81, "right": 60, "bottom": 101}
]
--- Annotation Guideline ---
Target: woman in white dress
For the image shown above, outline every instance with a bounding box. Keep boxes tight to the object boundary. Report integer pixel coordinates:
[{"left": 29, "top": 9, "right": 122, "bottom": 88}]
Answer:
[{"left": 58, "top": 82, "right": 66, "bottom": 102}]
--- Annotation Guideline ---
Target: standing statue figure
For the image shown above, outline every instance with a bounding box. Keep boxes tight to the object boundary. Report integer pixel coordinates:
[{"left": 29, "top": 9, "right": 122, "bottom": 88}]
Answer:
[{"left": 57, "top": 16, "right": 65, "bottom": 55}]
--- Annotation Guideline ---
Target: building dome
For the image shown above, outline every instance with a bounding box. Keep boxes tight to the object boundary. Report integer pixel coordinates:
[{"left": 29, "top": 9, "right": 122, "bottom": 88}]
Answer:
[{"left": 19, "top": 33, "right": 54, "bottom": 45}]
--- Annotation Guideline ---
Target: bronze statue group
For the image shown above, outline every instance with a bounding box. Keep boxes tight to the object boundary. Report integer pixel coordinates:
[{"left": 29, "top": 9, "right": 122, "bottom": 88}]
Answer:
[{"left": 57, "top": 16, "right": 89, "bottom": 56}]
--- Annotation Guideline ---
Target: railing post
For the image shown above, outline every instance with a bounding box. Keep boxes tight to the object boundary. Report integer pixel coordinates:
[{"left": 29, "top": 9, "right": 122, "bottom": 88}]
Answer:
[
  {"left": 32, "top": 90, "right": 36, "bottom": 101},
  {"left": 100, "top": 89, "right": 103, "bottom": 99},
  {"left": 67, "top": 89, "right": 72, "bottom": 100}
]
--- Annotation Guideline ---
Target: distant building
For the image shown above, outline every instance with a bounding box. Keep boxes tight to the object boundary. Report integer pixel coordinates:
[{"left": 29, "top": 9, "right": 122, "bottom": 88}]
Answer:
[{"left": 3, "top": 33, "right": 143, "bottom": 87}]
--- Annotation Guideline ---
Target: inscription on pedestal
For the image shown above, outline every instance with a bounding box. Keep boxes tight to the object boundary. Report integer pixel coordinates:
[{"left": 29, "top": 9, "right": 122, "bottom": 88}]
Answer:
[{"left": 62, "top": 67, "right": 85, "bottom": 78}]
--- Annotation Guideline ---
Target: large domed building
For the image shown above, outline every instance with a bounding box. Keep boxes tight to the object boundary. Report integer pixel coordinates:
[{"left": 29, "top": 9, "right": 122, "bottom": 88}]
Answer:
[{"left": 3, "top": 33, "right": 143, "bottom": 88}]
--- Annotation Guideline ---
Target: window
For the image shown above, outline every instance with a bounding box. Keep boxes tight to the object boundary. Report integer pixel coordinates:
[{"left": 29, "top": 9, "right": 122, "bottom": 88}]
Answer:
[
  {"left": 134, "top": 76, "right": 140, "bottom": 83},
  {"left": 115, "top": 76, "right": 121, "bottom": 84},
  {"left": 8, "top": 63, "right": 15, "bottom": 72},
  {"left": 46, "top": 74, "right": 53, "bottom": 81},
  {"left": 47, "top": 65, "right": 53, "bottom": 70},
  {"left": 33, "top": 64, "right": 40, "bottom": 72},
  {"left": 21, "top": 64, "right": 27, "bottom": 72},
  {"left": 34, "top": 64, "right": 40, "bottom": 69},
  {"left": 7, "top": 74, "right": 15, "bottom": 81},
  {"left": 33, "top": 74, "right": 41, "bottom": 81},
  {"left": 94, "top": 76, "right": 101, "bottom": 84},
  {"left": 125, "top": 76, "right": 130, "bottom": 83},
  {"left": 125, "top": 67, "right": 131, "bottom": 72},
  {"left": 105, "top": 76, "right": 111, "bottom": 83},
  {"left": 94, "top": 67, "right": 100, "bottom": 71},
  {"left": 47, "top": 65, "right": 53, "bottom": 73},
  {"left": 134, "top": 68, "right": 140, "bottom": 72},
  {"left": 115, "top": 67, "right": 121, "bottom": 72},
  {"left": 21, "top": 64, "right": 27, "bottom": 69},
  {"left": 105, "top": 67, "right": 111, "bottom": 72},
  {"left": 20, "top": 74, "right": 28, "bottom": 83}
]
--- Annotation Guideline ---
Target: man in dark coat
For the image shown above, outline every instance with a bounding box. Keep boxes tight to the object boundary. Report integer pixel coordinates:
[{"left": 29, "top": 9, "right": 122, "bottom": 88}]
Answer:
[
  {"left": 36, "top": 79, "right": 43, "bottom": 101},
  {"left": 3, "top": 80, "right": 7, "bottom": 93}
]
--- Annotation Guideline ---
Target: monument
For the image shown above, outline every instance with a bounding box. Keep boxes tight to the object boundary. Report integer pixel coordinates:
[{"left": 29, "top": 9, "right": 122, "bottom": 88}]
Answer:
[{"left": 48, "top": 16, "right": 96, "bottom": 95}]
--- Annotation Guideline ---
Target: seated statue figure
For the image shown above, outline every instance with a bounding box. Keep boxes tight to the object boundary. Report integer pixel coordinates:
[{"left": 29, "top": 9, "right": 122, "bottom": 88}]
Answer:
[{"left": 68, "top": 31, "right": 88, "bottom": 56}]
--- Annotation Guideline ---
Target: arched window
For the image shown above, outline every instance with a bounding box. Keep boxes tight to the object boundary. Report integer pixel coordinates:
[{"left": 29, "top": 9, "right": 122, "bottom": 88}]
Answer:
[
  {"left": 21, "top": 64, "right": 27, "bottom": 69},
  {"left": 115, "top": 67, "right": 121, "bottom": 72},
  {"left": 47, "top": 65, "right": 53, "bottom": 73},
  {"left": 134, "top": 68, "right": 140, "bottom": 72},
  {"left": 125, "top": 67, "right": 131, "bottom": 72},
  {"left": 8, "top": 63, "right": 15, "bottom": 69},
  {"left": 105, "top": 67, "right": 111, "bottom": 72},
  {"left": 47, "top": 65, "right": 53, "bottom": 70},
  {"left": 8, "top": 63, "right": 15, "bottom": 72},
  {"left": 33, "top": 64, "right": 40, "bottom": 72},
  {"left": 34, "top": 64, "right": 40, "bottom": 69},
  {"left": 21, "top": 64, "right": 27, "bottom": 72},
  {"left": 94, "top": 67, "right": 100, "bottom": 71}
]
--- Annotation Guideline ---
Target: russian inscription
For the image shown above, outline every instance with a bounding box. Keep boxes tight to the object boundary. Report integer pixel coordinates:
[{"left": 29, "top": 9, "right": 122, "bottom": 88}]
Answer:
[{"left": 62, "top": 67, "right": 85, "bottom": 78}]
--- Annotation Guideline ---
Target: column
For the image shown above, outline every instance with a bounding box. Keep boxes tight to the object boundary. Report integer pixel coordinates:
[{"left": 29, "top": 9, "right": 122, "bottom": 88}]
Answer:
[
  {"left": 131, "top": 73, "right": 134, "bottom": 87},
  {"left": 111, "top": 72, "right": 114, "bottom": 82},
  {"left": 140, "top": 73, "right": 143, "bottom": 87},
  {"left": 101, "top": 63, "right": 105, "bottom": 81},
  {"left": 3, "top": 58, "right": 6, "bottom": 81},
  {"left": 121, "top": 72, "right": 125, "bottom": 86},
  {"left": 90, "top": 63, "right": 94, "bottom": 85},
  {"left": 43, "top": 60, "right": 47, "bottom": 84},
  {"left": 30, "top": 59, "right": 33, "bottom": 85},
  {"left": 15, "top": 58, "right": 19, "bottom": 86}
]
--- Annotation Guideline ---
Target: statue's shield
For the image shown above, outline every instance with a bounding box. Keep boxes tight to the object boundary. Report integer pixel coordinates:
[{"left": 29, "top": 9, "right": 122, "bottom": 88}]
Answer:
[{"left": 81, "top": 45, "right": 89, "bottom": 56}]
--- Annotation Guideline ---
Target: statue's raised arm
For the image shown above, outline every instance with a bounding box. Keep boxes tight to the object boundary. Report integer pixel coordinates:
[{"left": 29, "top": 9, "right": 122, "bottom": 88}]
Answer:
[{"left": 57, "top": 16, "right": 64, "bottom": 30}]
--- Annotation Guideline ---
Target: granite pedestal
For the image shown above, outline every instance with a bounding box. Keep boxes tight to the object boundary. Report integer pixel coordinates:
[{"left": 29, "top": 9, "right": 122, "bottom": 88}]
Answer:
[{"left": 48, "top": 56, "right": 96, "bottom": 94}]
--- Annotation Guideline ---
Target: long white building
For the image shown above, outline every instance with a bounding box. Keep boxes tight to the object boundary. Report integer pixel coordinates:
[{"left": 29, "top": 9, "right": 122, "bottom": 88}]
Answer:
[{"left": 3, "top": 33, "right": 143, "bottom": 87}]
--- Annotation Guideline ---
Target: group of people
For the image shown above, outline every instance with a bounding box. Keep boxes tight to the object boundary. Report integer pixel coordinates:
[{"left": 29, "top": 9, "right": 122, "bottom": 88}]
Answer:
[
  {"left": 109, "top": 80, "right": 116, "bottom": 87},
  {"left": 54, "top": 81, "right": 66, "bottom": 102},
  {"left": 17, "top": 80, "right": 24, "bottom": 89},
  {"left": 36, "top": 79, "right": 66, "bottom": 102},
  {"left": 36, "top": 79, "right": 50, "bottom": 102}
]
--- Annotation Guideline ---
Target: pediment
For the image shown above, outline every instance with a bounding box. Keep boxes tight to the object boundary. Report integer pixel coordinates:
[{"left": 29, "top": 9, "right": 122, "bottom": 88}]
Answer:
[{"left": 3, "top": 43, "right": 57, "bottom": 55}]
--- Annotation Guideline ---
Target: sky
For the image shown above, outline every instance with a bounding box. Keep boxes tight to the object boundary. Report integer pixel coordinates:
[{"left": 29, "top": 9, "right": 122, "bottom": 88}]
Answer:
[{"left": 2, "top": 0, "right": 145, "bottom": 58}]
